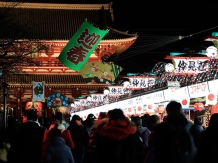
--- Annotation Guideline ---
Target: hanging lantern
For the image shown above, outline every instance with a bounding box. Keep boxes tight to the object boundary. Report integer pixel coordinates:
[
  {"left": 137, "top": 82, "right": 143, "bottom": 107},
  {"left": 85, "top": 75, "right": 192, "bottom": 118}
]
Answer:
[{"left": 194, "top": 102, "right": 204, "bottom": 111}]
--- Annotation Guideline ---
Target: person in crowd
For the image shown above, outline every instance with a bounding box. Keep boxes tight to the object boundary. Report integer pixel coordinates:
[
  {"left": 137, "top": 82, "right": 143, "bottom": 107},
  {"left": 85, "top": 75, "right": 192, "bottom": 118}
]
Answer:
[
  {"left": 7, "top": 109, "right": 45, "bottom": 163},
  {"left": 95, "top": 108, "right": 144, "bottom": 163},
  {"left": 83, "top": 113, "right": 96, "bottom": 134},
  {"left": 68, "top": 115, "right": 89, "bottom": 163},
  {"left": 141, "top": 114, "right": 150, "bottom": 127},
  {"left": 84, "top": 112, "right": 109, "bottom": 163},
  {"left": 152, "top": 101, "right": 198, "bottom": 163},
  {"left": 44, "top": 112, "right": 74, "bottom": 150},
  {"left": 42, "top": 124, "right": 75, "bottom": 163},
  {"left": 131, "top": 116, "right": 150, "bottom": 149},
  {"left": 146, "top": 114, "right": 160, "bottom": 132},
  {"left": 195, "top": 113, "right": 218, "bottom": 163},
  {"left": 143, "top": 114, "right": 160, "bottom": 163},
  {"left": 208, "top": 113, "right": 218, "bottom": 127}
]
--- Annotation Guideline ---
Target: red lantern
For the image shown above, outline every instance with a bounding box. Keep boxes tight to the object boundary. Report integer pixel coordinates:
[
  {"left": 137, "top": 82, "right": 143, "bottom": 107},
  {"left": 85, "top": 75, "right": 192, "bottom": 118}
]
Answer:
[
  {"left": 194, "top": 102, "right": 204, "bottom": 111},
  {"left": 128, "top": 108, "right": 132, "bottom": 112},
  {"left": 182, "top": 99, "right": 188, "bottom": 106},
  {"left": 137, "top": 106, "right": 142, "bottom": 111},
  {"left": 148, "top": 104, "right": 153, "bottom": 109},
  {"left": 25, "top": 102, "right": 33, "bottom": 110}
]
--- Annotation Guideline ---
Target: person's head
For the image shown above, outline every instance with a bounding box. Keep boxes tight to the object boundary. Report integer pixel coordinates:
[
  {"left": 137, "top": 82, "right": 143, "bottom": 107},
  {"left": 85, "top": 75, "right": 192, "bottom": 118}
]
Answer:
[
  {"left": 98, "top": 112, "right": 107, "bottom": 120},
  {"left": 209, "top": 113, "right": 218, "bottom": 127},
  {"left": 87, "top": 113, "right": 96, "bottom": 120},
  {"left": 71, "top": 114, "right": 82, "bottom": 126},
  {"left": 147, "top": 115, "right": 160, "bottom": 131},
  {"left": 24, "top": 109, "right": 38, "bottom": 121},
  {"left": 48, "top": 124, "right": 62, "bottom": 138},
  {"left": 141, "top": 114, "right": 150, "bottom": 127},
  {"left": 166, "top": 101, "right": 183, "bottom": 115},
  {"left": 54, "top": 112, "right": 63, "bottom": 124},
  {"left": 108, "top": 108, "right": 125, "bottom": 120},
  {"left": 131, "top": 116, "right": 142, "bottom": 127}
]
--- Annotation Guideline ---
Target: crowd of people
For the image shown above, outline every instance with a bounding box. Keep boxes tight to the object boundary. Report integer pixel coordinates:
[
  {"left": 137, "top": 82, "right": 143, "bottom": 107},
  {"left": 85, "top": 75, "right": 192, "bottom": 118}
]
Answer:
[{"left": 0, "top": 100, "right": 218, "bottom": 163}]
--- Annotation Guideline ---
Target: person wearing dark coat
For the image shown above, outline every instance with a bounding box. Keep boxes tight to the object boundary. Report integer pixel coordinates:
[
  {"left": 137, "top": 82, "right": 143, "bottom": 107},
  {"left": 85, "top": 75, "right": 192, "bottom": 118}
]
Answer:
[
  {"left": 7, "top": 109, "right": 45, "bottom": 163},
  {"left": 67, "top": 115, "right": 89, "bottom": 163},
  {"left": 42, "top": 124, "right": 74, "bottom": 163}
]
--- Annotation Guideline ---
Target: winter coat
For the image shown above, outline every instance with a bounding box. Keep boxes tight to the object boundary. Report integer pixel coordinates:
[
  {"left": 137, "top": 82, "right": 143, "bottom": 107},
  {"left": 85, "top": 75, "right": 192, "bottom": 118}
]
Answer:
[
  {"left": 96, "top": 119, "right": 144, "bottom": 163},
  {"left": 43, "top": 137, "right": 74, "bottom": 163}
]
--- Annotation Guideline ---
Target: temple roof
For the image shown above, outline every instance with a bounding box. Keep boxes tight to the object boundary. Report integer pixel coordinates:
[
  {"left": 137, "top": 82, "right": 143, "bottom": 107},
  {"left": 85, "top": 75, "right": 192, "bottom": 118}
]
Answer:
[
  {"left": 0, "top": 2, "right": 137, "bottom": 40},
  {"left": 1, "top": 74, "right": 87, "bottom": 84}
]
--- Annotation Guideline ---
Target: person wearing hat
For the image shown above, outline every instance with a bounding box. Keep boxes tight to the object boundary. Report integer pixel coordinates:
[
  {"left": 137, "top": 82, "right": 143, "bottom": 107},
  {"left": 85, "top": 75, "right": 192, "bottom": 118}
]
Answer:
[
  {"left": 7, "top": 109, "right": 45, "bottom": 163},
  {"left": 67, "top": 115, "right": 89, "bottom": 163},
  {"left": 95, "top": 108, "right": 144, "bottom": 163}
]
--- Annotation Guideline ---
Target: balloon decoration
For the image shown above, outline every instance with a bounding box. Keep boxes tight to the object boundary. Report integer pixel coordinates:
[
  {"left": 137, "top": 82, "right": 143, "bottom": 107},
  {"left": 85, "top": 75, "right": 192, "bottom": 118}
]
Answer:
[
  {"left": 194, "top": 102, "right": 204, "bottom": 111},
  {"left": 25, "top": 101, "right": 43, "bottom": 117}
]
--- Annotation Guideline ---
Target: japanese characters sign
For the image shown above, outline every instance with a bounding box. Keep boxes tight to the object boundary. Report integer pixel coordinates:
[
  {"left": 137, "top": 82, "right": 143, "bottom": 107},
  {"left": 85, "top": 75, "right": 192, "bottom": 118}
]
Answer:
[
  {"left": 32, "top": 81, "right": 45, "bottom": 102},
  {"left": 58, "top": 21, "right": 108, "bottom": 71},
  {"left": 128, "top": 77, "right": 156, "bottom": 90},
  {"left": 188, "top": 82, "right": 209, "bottom": 98},
  {"left": 91, "top": 94, "right": 108, "bottom": 102},
  {"left": 172, "top": 58, "right": 209, "bottom": 73},
  {"left": 108, "top": 86, "right": 125, "bottom": 95}
]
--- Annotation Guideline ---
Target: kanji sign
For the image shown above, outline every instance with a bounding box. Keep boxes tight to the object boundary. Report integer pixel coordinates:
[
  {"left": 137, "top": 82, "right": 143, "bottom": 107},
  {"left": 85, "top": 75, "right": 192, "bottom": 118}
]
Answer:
[
  {"left": 172, "top": 58, "right": 209, "bottom": 73},
  {"left": 128, "top": 77, "right": 156, "bottom": 90},
  {"left": 58, "top": 21, "right": 108, "bottom": 71},
  {"left": 108, "top": 86, "right": 124, "bottom": 95}
]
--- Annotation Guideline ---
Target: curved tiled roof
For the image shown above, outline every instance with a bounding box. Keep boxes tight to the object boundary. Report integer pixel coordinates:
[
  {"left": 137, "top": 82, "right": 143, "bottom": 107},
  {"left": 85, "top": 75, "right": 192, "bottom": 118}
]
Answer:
[
  {"left": 1, "top": 74, "right": 86, "bottom": 84},
  {"left": 0, "top": 2, "right": 137, "bottom": 40}
]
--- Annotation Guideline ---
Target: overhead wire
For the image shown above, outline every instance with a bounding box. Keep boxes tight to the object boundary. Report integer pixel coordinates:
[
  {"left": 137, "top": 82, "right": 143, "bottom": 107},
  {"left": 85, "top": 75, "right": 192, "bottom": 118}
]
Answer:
[
  {"left": 109, "top": 25, "right": 218, "bottom": 61},
  {"left": 110, "top": 38, "right": 179, "bottom": 61}
]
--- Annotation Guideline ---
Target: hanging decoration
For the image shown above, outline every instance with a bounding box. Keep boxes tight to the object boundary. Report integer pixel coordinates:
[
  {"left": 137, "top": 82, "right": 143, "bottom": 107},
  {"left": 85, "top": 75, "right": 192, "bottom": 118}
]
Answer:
[
  {"left": 79, "top": 61, "right": 122, "bottom": 84},
  {"left": 32, "top": 81, "right": 45, "bottom": 102},
  {"left": 194, "top": 102, "right": 204, "bottom": 111},
  {"left": 58, "top": 20, "right": 108, "bottom": 71},
  {"left": 47, "top": 92, "right": 69, "bottom": 107}
]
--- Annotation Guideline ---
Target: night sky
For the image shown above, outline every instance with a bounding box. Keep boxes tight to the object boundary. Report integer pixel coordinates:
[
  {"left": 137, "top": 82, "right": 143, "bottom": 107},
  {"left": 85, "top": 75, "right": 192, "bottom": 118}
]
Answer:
[{"left": 4, "top": 0, "right": 218, "bottom": 74}]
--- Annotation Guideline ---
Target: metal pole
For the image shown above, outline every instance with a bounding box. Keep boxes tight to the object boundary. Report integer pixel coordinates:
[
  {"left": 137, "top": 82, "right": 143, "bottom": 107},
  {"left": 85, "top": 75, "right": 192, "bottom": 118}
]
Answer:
[{"left": 3, "top": 83, "right": 6, "bottom": 130}]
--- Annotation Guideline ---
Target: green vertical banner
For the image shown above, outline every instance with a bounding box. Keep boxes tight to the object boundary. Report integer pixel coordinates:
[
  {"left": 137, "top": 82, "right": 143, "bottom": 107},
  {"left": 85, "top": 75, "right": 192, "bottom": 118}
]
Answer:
[{"left": 58, "top": 20, "right": 108, "bottom": 71}]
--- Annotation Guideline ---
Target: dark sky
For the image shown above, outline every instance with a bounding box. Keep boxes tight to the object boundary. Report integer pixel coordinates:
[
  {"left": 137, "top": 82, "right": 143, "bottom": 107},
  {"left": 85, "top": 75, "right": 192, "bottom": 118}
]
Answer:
[{"left": 8, "top": 0, "right": 218, "bottom": 74}]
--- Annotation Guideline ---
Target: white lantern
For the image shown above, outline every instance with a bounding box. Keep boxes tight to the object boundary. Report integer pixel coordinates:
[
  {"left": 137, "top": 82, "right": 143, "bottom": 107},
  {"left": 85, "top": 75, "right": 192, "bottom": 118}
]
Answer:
[
  {"left": 87, "top": 96, "right": 92, "bottom": 101},
  {"left": 165, "top": 63, "right": 175, "bottom": 72},
  {"left": 123, "top": 81, "right": 130, "bottom": 88},
  {"left": 206, "top": 46, "right": 217, "bottom": 58},
  {"left": 70, "top": 103, "right": 75, "bottom": 107},
  {"left": 104, "top": 89, "right": 110, "bottom": 95}
]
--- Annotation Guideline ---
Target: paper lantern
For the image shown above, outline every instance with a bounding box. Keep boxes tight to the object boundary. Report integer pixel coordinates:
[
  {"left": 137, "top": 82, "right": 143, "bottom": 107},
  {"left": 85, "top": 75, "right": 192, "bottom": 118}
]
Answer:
[
  {"left": 137, "top": 106, "right": 142, "bottom": 111},
  {"left": 206, "top": 92, "right": 217, "bottom": 105},
  {"left": 25, "top": 102, "right": 33, "bottom": 110},
  {"left": 194, "top": 102, "right": 204, "bottom": 111},
  {"left": 180, "top": 98, "right": 190, "bottom": 108}
]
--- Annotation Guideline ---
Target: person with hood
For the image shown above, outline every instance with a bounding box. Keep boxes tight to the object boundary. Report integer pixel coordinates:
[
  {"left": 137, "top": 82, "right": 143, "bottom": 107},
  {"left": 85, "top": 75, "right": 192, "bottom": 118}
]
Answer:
[{"left": 95, "top": 108, "right": 144, "bottom": 163}]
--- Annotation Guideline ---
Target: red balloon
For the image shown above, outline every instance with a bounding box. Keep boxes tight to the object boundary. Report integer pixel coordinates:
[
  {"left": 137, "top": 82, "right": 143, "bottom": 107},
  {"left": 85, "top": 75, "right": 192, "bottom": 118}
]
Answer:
[
  {"left": 148, "top": 104, "right": 152, "bottom": 109},
  {"left": 208, "top": 94, "right": 214, "bottom": 101},
  {"left": 182, "top": 99, "right": 188, "bottom": 105}
]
